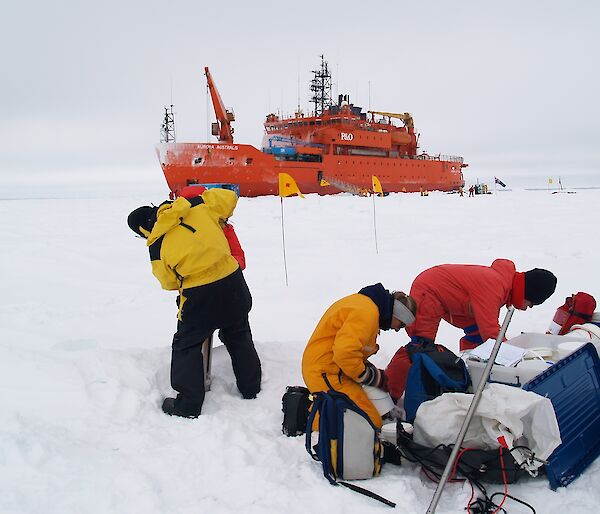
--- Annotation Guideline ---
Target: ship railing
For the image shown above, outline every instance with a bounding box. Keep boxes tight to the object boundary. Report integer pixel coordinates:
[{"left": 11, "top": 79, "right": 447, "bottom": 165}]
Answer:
[{"left": 415, "top": 153, "right": 463, "bottom": 163}]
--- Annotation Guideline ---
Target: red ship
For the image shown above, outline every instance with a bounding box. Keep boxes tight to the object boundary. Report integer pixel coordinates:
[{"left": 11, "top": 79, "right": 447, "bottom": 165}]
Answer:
[{"left": 156, "top": 57, "right": 466, "bottom": 197}]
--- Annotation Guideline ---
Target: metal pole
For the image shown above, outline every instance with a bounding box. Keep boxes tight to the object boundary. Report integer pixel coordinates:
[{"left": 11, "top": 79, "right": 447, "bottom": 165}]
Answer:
[
  {"left": 201, "top": 334, "right": 213, "bottom": 391},
  {"left": 426, "top": 306, "right": 516, "bottom": 514},
  {"left": 280, "top": 197, "right": 289, "bottom": 286},
  {"left": 372, "top": 193, "right": 379, "bottom": 254}
]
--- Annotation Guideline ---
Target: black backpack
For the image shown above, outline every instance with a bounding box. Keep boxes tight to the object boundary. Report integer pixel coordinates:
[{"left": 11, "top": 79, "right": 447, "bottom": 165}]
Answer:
[
  {"left": 282, "top": 386, "right": 312, "bottom": 437},
  {"left": 404, "top": 342, "right": 471, "bottom": 422}
]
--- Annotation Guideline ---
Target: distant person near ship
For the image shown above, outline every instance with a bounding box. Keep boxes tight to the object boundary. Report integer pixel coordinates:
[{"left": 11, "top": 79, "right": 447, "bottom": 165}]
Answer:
[
  {"left": 385, "top": 260, "right": 557, "bottom": 400},
  {"left": 127, "top": 187, "right": 261, "bottom": 418},
  {"left": 468, "top": 185, "right": 475, "bottom": 197}
]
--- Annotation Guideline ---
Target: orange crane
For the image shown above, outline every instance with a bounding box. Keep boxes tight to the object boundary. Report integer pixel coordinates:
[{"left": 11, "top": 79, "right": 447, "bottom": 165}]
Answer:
[{"left": 205, "top": 67, "right": 235, "bottom": 144}]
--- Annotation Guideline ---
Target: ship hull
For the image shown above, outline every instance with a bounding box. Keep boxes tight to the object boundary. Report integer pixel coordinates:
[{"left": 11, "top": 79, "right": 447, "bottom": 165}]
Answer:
[{"left": 157, "top": 142, "right": 465, "bottom": 197}]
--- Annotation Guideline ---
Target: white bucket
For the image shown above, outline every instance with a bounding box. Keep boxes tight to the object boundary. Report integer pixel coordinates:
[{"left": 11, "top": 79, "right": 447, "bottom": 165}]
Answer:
[
  {"left": 363, "top": 385, "right": 395, "bottom": 416},
  {"left": 380, "top": 421, "right": 413, "bottom": 444},
  {"left": 380, "top": 422, "right": 397, "bottom": 444}
]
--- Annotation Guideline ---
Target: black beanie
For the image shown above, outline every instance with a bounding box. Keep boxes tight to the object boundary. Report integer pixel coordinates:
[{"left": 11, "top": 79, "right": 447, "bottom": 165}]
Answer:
[
  {"left": 524, "top": 268, "right": 557, "bottom": 305},
  {"left": 127, "top": 206, "right": 158, "bottom": 237}
]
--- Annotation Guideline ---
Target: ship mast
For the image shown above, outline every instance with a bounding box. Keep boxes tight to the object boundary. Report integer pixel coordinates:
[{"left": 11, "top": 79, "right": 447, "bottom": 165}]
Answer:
[
  {"left": 310, "top": 55, "right": 332, "bottom": 116},
  {"left": 160, "top": 104, "right": 176, "bottom": 143}
]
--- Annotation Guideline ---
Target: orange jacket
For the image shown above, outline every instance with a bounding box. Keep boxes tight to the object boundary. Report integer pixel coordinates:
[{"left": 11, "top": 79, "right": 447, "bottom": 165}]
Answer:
[
  {"left": 407, "top": 259, "right": 516, "bottom": 343},
  {"left": 302, "top": 292, "right": 391, "bottom": 427},
  {"left": 302, "top": 293, "right": 380, "bottom": 384}
]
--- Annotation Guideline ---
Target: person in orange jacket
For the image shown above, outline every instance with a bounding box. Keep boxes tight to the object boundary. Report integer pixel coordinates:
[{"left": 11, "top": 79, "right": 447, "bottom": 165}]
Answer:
[
  {"left": 385, "top": 259, "right": 557, "bottom": 401},
  {"left": 178, "top": 185, "right": 246, "bottom": 270},
  {"left": 302, "top": 284, "right": 416, "bottom": 428}
]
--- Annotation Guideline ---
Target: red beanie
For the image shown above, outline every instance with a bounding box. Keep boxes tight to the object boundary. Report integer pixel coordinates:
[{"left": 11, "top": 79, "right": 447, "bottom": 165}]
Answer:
[{"left": 178, "top": 185, "right": 207, "bottom": 199}]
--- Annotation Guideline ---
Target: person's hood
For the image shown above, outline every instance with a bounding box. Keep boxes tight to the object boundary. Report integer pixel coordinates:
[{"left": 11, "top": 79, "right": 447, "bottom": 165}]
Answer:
[
  {"left": 147, "top": 197, "right": 191, "bottom": 245},
  {"left": 358, "top": 283, "right": 394, "bottom": 331}
]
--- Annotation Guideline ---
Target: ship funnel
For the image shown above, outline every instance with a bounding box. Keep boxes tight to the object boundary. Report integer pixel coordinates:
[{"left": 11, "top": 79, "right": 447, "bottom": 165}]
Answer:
[{"left": 338, "top": 94, "right": 350, "bottom": 107}]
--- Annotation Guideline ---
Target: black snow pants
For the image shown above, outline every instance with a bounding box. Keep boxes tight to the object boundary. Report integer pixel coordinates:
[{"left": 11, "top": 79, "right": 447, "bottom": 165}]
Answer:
[{"left": 170, "top": 267, "right": 262, "bottom": 416}]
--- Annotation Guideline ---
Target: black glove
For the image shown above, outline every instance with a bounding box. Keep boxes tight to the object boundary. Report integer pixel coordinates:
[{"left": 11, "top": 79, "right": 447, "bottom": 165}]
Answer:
[{"left": 358, "top": 361, "right": 385, "bottom": 389}]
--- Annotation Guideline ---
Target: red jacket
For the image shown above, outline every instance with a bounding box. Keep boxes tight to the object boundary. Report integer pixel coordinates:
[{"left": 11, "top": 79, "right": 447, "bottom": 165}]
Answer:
[
  {"left": 221, "top": 223, "right": 246, "bottom": 270},
  {"left": 407, "top": 259, "right": 516, "bottom": 343}
]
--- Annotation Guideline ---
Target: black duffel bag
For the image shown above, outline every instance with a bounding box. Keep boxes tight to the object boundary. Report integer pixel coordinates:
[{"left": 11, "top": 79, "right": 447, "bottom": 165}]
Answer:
[{"left": 395, "top": 424, "right": 525, "bottom": 484}]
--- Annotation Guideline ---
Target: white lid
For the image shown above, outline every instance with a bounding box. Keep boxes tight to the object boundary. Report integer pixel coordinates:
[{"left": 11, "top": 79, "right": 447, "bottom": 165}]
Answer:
[
  {"left": 558, "top": 341, "right": 586, "bottom": 351},
  {"left": 524, "top": 347, "right": 554, "bottom": 359},
  {"left": 557, "top": 340, "right": 586, "bottom": 359},
  {"left": 516, "top": 359, "right": 550, "bottom": 371}
]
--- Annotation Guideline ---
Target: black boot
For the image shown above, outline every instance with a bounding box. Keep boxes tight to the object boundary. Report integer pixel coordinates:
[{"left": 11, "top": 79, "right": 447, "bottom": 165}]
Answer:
[{"left": 161, "top": 397, "right": 200, "bottom": 419}]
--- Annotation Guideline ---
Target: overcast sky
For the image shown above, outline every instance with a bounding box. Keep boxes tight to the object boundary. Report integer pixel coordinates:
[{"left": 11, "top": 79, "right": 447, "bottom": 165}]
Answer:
[{"left": 1, "top": 0, "right": 599, "bottom": 182}]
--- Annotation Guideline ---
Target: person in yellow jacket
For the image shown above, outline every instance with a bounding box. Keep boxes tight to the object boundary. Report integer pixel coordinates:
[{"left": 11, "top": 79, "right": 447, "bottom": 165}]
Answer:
[
  {"left": 127, "top": 188, "right": 261, "bottom": 418},
  {"left": 302, "top": 284, "right": 416, "bottom": 428}
]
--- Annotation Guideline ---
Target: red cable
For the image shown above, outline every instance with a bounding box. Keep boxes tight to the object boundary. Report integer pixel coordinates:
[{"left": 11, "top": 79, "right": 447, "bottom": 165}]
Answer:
[
  {"left": 492, "top": 447, "right": 509, "bottom": 514},
  {"left": 466, "top": 479, "right": 475, "bottom": 514},
  {"left": 451, "top": 447, "right": 472, "bottom": 480}
]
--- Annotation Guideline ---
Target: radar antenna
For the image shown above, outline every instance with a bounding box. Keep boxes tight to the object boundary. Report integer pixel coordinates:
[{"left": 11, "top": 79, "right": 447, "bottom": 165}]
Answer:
[
  {"left": 310, "top": 55, "right": 332, "bottom": 116},
  {"left": 160, "top": 104, "right": 176, "bottom": 143}
]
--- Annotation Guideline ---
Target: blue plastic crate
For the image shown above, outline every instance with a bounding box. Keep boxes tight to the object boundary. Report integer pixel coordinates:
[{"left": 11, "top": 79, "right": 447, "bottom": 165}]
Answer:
[
  {"left": 195, "top": 183, "right": 240, "bottom": 196},
  {"left": 523, "top": 343, "right": 600, "bottom": 489}
]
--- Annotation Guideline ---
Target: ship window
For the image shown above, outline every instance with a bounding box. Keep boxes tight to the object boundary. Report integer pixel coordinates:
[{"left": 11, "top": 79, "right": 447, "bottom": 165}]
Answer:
[
  {"left": 193, "top": 157, "right": 203, "bottom": 165},
  {"left": 309, "top": 121, "right": 315, "bottom": 126},
  {"left": 246, "top": 158, "right": 253, "bottom": 165},
  {"left": 228, "top": 157, "right": 235, "bottom": 164},
  {"left": 316, "top": 120, "right": 322, "bottom": 125}
]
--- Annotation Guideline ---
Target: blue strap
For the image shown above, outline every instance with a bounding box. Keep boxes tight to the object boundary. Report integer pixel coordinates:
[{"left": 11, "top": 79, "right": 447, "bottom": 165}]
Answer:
[
  {"left": 462, "top": 333, "right": 484, "bottom": 344},
  {"left": 463, "top": 324, "right": 484, "bottom": 345},
  {"left": 410, "top": 335, "right": 434, "bottom": 345},
  {"left": 305, "top": 395, "right": 322, "bottom": 458}
]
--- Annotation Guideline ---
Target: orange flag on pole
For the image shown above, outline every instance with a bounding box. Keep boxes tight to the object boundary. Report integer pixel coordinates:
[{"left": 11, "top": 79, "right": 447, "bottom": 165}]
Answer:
[
  {"left": 278, "top": 173, "right": 305, "bottom": 198},
  {"left": 372, "top": 175, "right": 384, "bottom": 197}
]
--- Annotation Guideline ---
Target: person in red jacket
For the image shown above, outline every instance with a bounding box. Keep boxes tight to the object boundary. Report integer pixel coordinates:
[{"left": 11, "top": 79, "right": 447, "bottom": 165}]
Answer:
[
  {"left": 178, "top": 185, "right": 246, "bottom": 269},
  {"left": 385, "top": 259, "right": 557, "bottom": 400}
]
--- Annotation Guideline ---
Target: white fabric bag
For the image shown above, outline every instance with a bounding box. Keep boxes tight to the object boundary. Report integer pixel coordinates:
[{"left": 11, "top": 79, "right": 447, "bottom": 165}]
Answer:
[{"left": 413, "top": 383, "right": 561, "bottom": 471}]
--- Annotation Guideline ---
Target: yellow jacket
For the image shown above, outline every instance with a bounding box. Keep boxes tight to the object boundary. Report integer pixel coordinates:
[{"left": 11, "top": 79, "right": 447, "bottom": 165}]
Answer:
[
  {"left": 146, "top": 189, "right": 240, "bottom": 292},
  {"left": 302, "top": 293, "right": 380, "bottom": 383}
]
